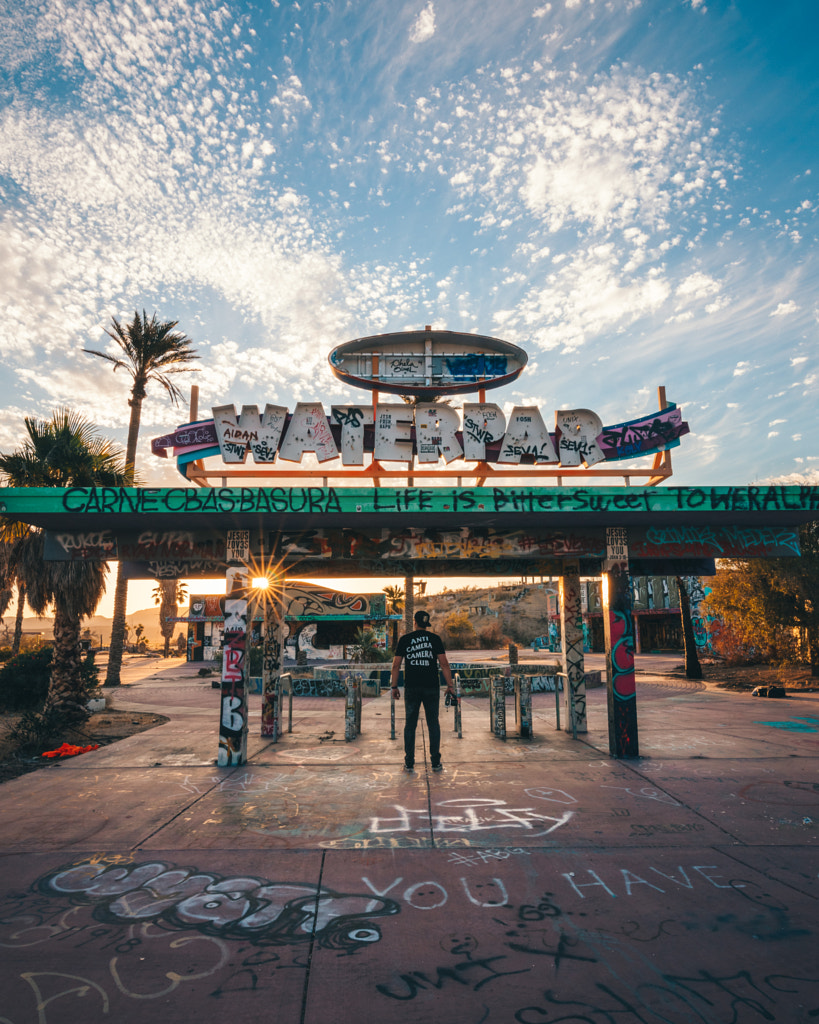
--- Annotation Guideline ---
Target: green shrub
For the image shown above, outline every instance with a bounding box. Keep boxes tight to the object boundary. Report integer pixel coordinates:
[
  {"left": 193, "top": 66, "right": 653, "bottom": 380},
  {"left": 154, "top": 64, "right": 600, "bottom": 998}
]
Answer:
[
  {"left": 78, "top": 648, "right": 101, "bottom": 696},
  {"left": 0, "top": 646, "right": 53, "bottom": 711}
]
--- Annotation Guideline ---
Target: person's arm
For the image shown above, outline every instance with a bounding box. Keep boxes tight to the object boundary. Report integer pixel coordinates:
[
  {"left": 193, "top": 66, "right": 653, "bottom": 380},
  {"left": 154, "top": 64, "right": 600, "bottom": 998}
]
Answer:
[
  {"left": 390, "top": 655, "right": 402, "bottom": 700},
  {"left": 438, "top": 652, "right": 454, "bottom": 694}
]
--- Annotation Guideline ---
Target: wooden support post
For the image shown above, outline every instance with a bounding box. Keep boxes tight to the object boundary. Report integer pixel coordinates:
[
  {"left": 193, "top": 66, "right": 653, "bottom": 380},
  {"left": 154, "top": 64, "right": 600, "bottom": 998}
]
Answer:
[
  {"left": 218, "top": 564, "right": 249, "bottom": 766},
  {"left": 603, "top": 528, "right": 639, "bottom": 757},
  {"left": 345, "top": 673, "right": 360, "bottom": 741},
  {"left": 559, "top": 560, "right": 587, "bottom": 734},
  {"left": 491, "top": 674, "right": 506, "bottom": 740},
  {"left": 516, "top": 674, "right": 533, "bottom": 739},
  {"left": 261, "top": 578, "right": 286, "bottom": 739}
]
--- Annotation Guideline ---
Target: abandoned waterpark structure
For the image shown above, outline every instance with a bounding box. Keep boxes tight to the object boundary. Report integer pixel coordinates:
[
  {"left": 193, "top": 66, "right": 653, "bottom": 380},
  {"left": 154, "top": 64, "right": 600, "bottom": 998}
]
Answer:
[{"left": 2, "top": 328, "right": 816, "bottom": 764}]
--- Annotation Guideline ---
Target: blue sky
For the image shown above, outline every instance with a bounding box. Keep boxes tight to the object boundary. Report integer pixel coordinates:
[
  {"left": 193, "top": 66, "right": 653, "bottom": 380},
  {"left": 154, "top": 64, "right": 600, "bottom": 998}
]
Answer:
[{"left": 0, "top": 0, "right": 817, "bottom": 612}]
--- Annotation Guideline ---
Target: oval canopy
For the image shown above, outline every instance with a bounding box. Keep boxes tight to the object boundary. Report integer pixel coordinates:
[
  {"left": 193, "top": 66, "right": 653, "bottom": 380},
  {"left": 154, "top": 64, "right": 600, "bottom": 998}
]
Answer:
[{"left": 328, "top": 329, "right": 528, "bottom": 398}]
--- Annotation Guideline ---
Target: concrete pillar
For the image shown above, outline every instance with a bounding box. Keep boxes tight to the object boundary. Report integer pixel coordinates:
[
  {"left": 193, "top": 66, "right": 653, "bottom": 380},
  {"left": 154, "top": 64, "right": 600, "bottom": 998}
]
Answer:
[
  {"left": 559, "top": 560, "right": 587, "bottom": 733},
  {"left": 261, "top": 577, "right": 286, "bottom": 739},
  {"left": 602, "top": 557, "right": 639, "bottom": 758},
  {"left": 218, "top": 565, "right": 249, "bottom": 766}
]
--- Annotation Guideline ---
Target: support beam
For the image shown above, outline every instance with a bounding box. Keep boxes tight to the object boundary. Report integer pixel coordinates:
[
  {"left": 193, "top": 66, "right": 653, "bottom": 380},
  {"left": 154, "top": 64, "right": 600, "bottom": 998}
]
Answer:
[
  {"left": 218, "top": 565, "right": 249, "bottom": 766},
  {"left": 559, "top": 561, "right": 587, "bottom": 734},
  {"left": 602, "top": 533, "right": 639, "bottom": 757},
  {"left": 261, "top": 577, "right": 286, "bottom": 739}
]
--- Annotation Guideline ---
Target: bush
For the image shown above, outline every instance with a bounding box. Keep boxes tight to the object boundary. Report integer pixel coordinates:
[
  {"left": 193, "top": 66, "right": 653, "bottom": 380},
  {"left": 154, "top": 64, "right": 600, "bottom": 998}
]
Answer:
[
  {"left": 79, "top": 648, "right": 101, "bottom": 694},
  {"left": 441, "top": 612, "right": 478, "bottom": 649},
  {"left": 476, "top": 621, "right": 510, "bottom": 649},
  {"left": 0, "top": 646, "right": 53, "bottom": 711}
]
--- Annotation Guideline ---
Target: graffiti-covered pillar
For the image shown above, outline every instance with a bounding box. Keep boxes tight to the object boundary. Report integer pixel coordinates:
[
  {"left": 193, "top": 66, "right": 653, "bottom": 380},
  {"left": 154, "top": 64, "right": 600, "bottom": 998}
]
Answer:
[
  {"left": 261, "top": 576, "right": 286, "bottom": 739},
  {"left": 602, "top": 528, "right": 639, "bottom": 757},
  {"left": 218, "top": 562, "right": 249, "bottom": 766},
  {"left": 559, "top": 560, "right": 587, "bottom": 733}
]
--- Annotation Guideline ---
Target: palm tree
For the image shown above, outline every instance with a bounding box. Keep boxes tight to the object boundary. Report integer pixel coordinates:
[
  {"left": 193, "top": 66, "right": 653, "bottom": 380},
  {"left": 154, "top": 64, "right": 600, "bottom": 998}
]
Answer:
[
  {"left": 382, "top": 584, "right": 404, "bottom": 649},
  {"left": 84, "top": 310, "right": 198, "bottom": 685},
  {"left": 153, "top": 579, "right": 188, "bottom": 657},
  {"left": 0, "top": 410, "right": 128, "bottom": 716},
  {"left": 0, "top": 539, "right": 26, "bottom": 655}
]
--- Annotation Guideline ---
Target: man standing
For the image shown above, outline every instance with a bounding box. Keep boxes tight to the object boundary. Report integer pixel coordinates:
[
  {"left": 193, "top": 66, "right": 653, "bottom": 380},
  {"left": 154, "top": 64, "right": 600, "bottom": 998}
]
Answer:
[{"left": 391, "top": 609, "right": 455, "bottom": 773}]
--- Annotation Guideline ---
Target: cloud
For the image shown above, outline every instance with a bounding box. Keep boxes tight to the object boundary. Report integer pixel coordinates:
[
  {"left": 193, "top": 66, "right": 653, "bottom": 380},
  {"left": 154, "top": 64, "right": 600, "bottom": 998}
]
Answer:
[
  {"left": 409, "top": 3, "right": 436, "bottom": 43},
  {"left": 770, "top": 300, "right": 800, "bottom": 317}
]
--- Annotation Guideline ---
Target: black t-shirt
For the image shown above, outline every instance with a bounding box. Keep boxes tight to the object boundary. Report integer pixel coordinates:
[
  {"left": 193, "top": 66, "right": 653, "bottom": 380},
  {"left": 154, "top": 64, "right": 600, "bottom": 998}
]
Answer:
[{"left": 396, "top": 629, "right": 445, "bottom": 690}]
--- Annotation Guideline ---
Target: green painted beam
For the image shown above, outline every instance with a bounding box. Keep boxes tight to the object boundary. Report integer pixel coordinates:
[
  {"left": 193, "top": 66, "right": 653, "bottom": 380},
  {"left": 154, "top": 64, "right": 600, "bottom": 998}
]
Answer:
[{"left": 1, "top": 483, "right": 818, "bottom": 523}]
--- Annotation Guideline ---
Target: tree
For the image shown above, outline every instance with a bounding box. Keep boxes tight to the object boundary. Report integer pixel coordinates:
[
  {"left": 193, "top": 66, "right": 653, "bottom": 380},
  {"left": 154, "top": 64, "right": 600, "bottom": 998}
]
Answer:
[
  {"left": 348, "top": 627, "right": 389, "bottom": 663},
  {"left": 704, "top": 523, "right": 819, "bottom": 674},
  {"left": 153, "top": 579, "right": 188, "bottom": 657},
  {"left": 382, "top": 584, "right": 404, "bottom": 649},
  {"left": 0, "top": 539, "right": 26, "bottom": 656},
  {"left": 0, "top": 410, "right": 127, "bottom": 716},
  {"left": 84, "top": 310, "right": 198, "bottom": 686}
]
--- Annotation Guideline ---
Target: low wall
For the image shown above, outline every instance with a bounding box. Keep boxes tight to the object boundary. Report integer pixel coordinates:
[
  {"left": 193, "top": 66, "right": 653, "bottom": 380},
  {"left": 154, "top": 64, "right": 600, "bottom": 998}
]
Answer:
[{"left": 247, "top": 663, "right": 603, "bottom": 697}]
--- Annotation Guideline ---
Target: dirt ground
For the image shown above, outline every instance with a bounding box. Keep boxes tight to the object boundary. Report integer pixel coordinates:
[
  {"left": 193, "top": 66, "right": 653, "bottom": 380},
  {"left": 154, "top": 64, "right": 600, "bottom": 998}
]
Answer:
[
  {"left": 0, "top": 708, "right": 168, "bottom": 786},
  {"left": 667, "top": 659, "right": 819, "bottom": 692}
]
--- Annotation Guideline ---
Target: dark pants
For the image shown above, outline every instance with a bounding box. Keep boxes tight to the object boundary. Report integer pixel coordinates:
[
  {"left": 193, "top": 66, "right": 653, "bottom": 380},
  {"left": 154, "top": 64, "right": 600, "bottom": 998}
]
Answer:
[{"left": 404, "top": 687, "right": 441, "bottom": 766}]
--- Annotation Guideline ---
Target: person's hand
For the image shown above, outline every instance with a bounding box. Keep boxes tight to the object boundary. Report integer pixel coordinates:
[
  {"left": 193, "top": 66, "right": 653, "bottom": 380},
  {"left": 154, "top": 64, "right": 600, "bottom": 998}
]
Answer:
[{"left": 391, "top": 686, "right": 401, "bottom": 701}]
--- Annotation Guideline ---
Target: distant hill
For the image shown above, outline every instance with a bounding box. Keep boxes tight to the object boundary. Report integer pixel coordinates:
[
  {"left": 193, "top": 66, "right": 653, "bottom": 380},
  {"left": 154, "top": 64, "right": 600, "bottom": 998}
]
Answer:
[{"left": 2, "top": 607, "right": 182, "bottom": 648}]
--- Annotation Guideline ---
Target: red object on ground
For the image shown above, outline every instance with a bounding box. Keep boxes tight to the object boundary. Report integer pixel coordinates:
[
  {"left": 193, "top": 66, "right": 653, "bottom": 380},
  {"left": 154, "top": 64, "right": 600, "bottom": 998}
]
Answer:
[{"left": 41, "top": 742, "right": 99, "bottom": 759}]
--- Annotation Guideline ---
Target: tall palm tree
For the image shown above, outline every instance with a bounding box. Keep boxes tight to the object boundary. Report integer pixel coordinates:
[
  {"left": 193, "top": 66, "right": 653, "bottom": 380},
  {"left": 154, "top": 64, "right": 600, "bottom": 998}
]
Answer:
[
  {"left": 153, "top": 579, "right": 188, "bottom": 657},
  {"left": 0, "top": 410, "right": 128, "bottom": 716},
  {"left": 382, "top": 584, "right": 404, "bottom": 649},
  {"left": 84, "top": 310, "right": 198, "bottom": 685},
  {"left": 0, "top": 539, "right": 26, "bottom": 656}
]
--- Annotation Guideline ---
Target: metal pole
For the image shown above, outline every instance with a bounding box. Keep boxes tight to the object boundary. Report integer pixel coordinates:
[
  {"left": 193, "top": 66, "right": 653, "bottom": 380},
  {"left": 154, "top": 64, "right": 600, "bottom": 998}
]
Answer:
[
  {"left": 454, "top": 673, "right": 462, "bottom": 739},
  {"left": 390, "top": 687, "right": 396, "bottom": 740}
]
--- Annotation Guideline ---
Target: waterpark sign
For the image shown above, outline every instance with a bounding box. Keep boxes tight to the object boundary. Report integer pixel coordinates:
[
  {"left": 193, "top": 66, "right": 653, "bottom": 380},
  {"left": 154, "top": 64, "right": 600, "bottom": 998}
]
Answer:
[{"left": 151, "top": 400, "right": 689, "bottom": 470}]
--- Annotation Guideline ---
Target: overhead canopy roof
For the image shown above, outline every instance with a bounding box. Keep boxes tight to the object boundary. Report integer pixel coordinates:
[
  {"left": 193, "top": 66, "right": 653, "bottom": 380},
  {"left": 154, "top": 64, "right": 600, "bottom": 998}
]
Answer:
[
  {"left": 1, "top": 484, "right": 817, "bottom": 533},
  {"left": 1, "top": 484, "right": 815, "bottom": 579}
]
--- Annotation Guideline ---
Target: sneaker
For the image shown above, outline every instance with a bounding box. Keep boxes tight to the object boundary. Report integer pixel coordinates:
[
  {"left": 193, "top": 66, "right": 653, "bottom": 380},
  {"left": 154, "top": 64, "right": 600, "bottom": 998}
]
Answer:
[
  {"left": 403, "top": 763, "right": 415, "bottom": 773},
  {"left": 432, "top": 762, "right": 443, "bottom": 773}
]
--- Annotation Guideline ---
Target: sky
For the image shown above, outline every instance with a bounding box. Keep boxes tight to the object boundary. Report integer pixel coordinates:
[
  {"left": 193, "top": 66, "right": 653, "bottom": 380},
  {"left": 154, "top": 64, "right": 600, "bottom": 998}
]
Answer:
[{"left": 0, "top": 0, "right": 817, "bottom": 616}]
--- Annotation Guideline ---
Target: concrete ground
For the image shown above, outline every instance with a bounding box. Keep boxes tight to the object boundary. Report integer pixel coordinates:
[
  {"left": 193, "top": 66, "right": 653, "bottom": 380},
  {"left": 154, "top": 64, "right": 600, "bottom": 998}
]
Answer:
[{"left": 1, "top": 655, "right": 817, "bottom": 1023}]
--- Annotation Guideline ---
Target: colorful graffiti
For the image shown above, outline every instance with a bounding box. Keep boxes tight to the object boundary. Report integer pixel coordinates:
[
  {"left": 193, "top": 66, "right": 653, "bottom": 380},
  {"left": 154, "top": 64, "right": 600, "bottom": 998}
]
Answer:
[
  {"left": 218, "top": 568, "right": 249, "bottom": 766},
  {"left": 603, "top": 565, "right": 639, "bottom": 758},
  {"left": 41, "top": 858, "right": 399, "bottom": 949}
]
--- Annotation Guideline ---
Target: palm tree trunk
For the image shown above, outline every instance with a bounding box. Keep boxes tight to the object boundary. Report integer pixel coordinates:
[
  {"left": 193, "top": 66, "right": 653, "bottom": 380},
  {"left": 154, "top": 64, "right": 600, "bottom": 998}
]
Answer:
[
  {"left": 104, "top": 565, "right": 128, "bottom": 686},
  {"left": 105, "top": 395, "right": 142, "bottom": 684},
  {"left": 12, "top": 581, "right": 26, "bottom": 656},
  {"left": 46, "top": 604, "right": 87, "bottom": 718}
]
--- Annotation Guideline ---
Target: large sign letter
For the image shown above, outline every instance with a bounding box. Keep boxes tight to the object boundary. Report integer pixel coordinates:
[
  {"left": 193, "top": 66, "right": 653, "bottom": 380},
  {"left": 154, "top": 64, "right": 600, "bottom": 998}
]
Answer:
[
  {"left": 555, "top": 409, "right": 605, "bottom": 467},
  {"left": 279, "top": 403, "right": 339, "bottom": 463},
  {"left": 462, "top": 404, "right": 506, "bottom": 460},
  {"left": 414, "top": 404, "right": 463, "bottom": 464},
  {"left": 498, "top": 407, "right": 558, "bottom": 464},
  {"left": 331, "top": 405, "right": 374, "bottom": 465},
  {"left": 213, "top": 404, "right": 288, "bottom": 464},
  {"left": 373, "top": 404, "right": 414, "bottom": 462}
]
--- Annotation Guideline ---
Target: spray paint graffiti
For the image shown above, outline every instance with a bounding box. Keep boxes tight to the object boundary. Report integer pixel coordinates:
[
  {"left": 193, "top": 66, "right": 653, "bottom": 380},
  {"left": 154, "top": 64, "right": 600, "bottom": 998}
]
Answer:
[
  {"left": 369, "top": 799, "right": 574, "bottom": 839},
  {"left": 603, "top": 561, "right": 639, "bottom": 758},
  {"left": 40, "top": 858, "right": 399, "bottom": 950},
  {"left": 560, "top": 565, "right": 587, "bottom": 733}
]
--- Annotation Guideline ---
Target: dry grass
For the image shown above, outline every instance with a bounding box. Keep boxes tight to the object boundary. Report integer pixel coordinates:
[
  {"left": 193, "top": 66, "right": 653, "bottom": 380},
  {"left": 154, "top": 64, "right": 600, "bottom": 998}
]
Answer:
[{"left": 0, "top": 709, "right": 167, "bottom": 785}]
